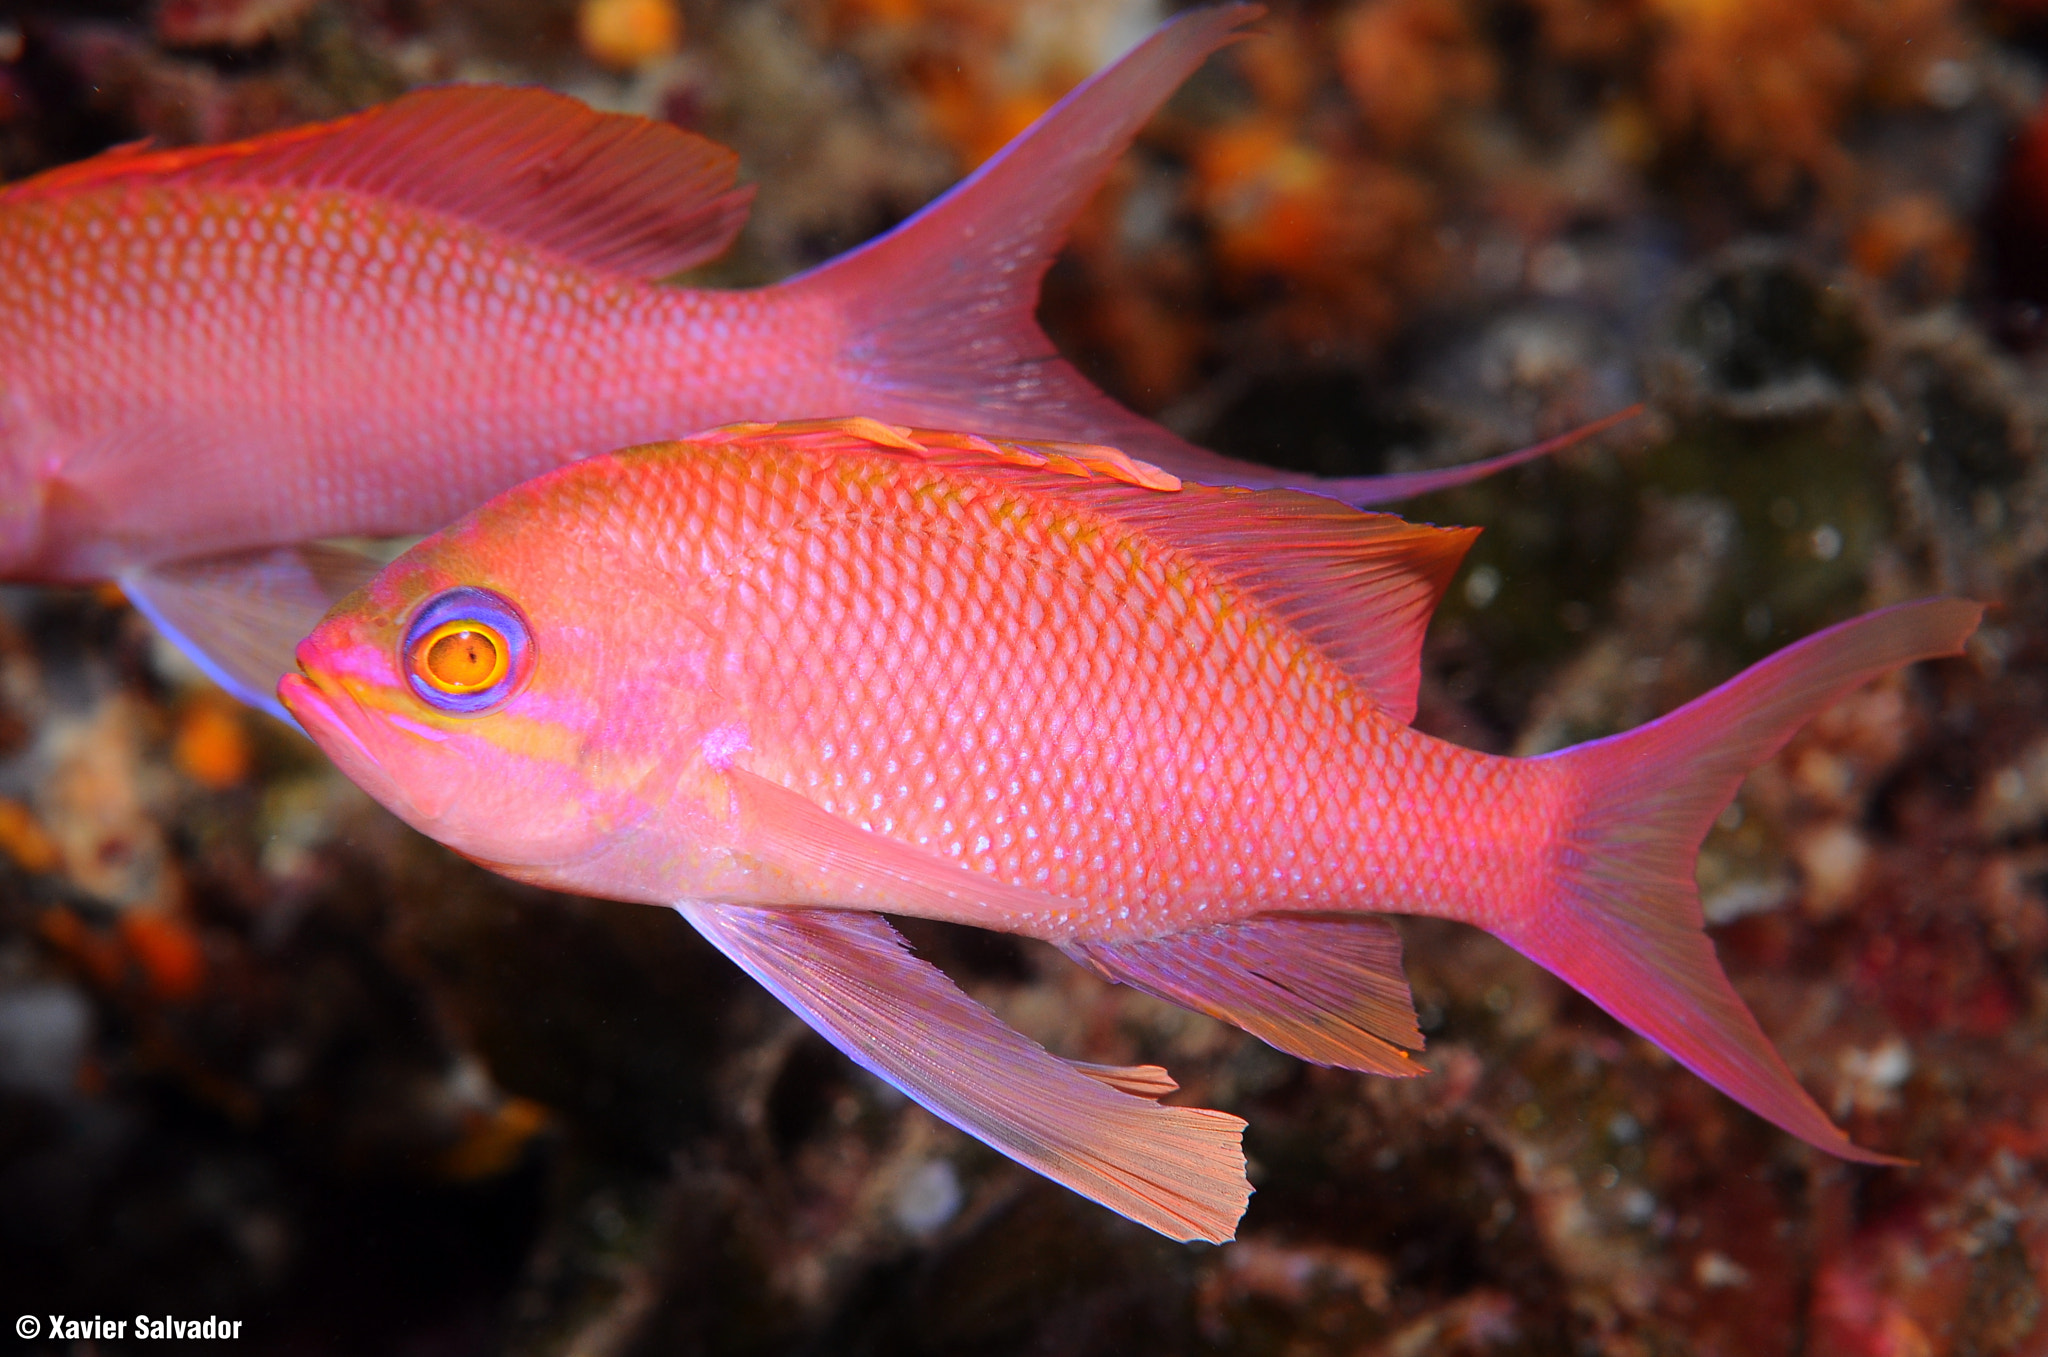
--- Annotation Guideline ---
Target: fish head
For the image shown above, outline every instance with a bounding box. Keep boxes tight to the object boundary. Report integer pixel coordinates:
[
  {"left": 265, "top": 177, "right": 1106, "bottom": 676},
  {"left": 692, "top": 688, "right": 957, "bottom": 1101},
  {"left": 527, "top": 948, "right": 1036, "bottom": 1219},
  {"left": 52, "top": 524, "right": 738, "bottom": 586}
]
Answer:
[{"left": 279, "top": 520, "right": 650, "bottom": 878}]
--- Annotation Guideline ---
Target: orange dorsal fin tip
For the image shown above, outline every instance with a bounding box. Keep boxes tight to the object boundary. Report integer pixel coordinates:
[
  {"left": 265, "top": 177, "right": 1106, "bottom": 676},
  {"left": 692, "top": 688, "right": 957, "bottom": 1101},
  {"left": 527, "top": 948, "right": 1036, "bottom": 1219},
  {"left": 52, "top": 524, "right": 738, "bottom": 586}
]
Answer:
[
  {"left": 5, "top": 86, "right": 754, "bottom": 280},
  {"left": 798, "top": 416, "right": 924, "bottom": 451},
  {"left": 695, "top": 421, "right": 777, "bottom": 441},
  {"left": 1041, "top": 441, "right": 1182, "bottom": 491},
  {"left": 909, "top": 429, "right": 1182, "bottom": 491},
  {"left": 701, "top": 417, "right": 925, "bottom": 453}
]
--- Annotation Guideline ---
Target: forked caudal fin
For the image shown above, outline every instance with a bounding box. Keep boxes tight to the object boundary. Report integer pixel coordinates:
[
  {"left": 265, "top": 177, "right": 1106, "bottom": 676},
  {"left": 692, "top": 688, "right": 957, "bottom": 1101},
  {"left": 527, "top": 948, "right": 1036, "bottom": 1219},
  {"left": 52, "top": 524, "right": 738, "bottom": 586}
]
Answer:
[
  {"left": 1506, "top": 599, "right": 1982, "bottom": 1161},
  {"left": 788, "top": 4, "right": 1636, "bottom": 505}
]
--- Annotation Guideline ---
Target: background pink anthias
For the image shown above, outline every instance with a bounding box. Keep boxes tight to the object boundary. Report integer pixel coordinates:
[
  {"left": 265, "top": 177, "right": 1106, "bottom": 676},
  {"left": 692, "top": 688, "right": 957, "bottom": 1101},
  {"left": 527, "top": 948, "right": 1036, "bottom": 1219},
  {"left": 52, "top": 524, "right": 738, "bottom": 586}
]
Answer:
[{"left": 0, "top": 6, "right": 1585, "bottom": 703}]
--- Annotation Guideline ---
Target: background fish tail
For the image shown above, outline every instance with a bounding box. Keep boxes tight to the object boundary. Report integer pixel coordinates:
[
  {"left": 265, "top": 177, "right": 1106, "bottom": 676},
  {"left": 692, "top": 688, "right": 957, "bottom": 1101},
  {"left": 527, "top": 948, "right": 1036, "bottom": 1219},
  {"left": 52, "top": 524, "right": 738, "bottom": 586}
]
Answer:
[
  {"left": 1502, "top": 598, "right": 1981, "bottom": 1161},
  {"left": 784, "top": 5, "right": 1256, "bottom": 483},
  {"left": 783, "top": 2, "right": 1624, "bottom": 503}
]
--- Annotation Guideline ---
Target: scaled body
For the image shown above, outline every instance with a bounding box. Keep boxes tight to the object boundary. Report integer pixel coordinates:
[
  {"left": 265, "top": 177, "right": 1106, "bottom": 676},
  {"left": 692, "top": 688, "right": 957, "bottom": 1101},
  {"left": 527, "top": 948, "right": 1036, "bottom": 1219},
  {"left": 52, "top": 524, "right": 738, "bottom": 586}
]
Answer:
[
  {"left": 283, "top": 419, "right": 1980, "bottom": 1242},
  {"left": 1, "top": 174, "right": 810, "bottom": 579},
  {"left": 298, "top": 422, "right": 1530, "bottom": 931}
]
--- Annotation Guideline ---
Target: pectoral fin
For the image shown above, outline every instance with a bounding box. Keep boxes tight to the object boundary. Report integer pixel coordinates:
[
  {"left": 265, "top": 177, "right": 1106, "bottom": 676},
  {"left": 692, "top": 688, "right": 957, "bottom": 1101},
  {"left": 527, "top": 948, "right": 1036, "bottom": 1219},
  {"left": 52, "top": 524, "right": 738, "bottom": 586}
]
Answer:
[
  {"left": 676, "top": 902, "right": 1251, "bottom": 1243},
  {"left": 122, "top": 542, "right": 387, "bottom": 723},
  {"left": 725, "top": 766, "right": 1083, "bottom": 931},
  {"left": 1067, "top": 914, "right": 1427, "bottom": 1077}
]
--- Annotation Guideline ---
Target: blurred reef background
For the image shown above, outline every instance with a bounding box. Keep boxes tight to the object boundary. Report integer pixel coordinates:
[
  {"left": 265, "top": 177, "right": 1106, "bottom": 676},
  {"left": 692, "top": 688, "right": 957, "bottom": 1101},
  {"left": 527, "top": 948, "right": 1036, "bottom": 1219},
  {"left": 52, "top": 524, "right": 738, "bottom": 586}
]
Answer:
[{"left": 1, "top": 0, "right": 2046, "bottom": 1352}]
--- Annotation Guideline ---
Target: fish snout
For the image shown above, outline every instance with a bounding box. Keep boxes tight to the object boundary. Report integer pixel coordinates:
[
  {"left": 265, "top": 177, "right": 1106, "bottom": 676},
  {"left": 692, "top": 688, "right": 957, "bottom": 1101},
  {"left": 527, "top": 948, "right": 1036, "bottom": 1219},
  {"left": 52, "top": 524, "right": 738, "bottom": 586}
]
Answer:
[
  {"left": 291, "top": 630, "right": 336, "bottom": 682},
  {"left": 277, "top": 670, "right": 371, "bottom": 767},
  {"left": 278, "top": 667, "right": 463, "bottom": 826}
]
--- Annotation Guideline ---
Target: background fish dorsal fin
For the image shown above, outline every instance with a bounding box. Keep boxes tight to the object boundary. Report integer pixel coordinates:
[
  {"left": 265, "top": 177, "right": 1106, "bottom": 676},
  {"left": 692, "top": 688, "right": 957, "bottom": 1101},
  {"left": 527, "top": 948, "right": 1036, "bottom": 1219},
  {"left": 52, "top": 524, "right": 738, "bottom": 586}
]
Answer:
[{"left": 5, "top": 86, "right": 754, "bottom": 280}]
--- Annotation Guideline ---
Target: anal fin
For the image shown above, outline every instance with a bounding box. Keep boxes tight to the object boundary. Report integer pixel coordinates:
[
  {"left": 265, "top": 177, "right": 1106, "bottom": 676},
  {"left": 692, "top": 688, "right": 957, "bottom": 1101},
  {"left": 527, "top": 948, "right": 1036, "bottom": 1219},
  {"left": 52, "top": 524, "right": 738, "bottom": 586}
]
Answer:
[
  {"left": 677, "top": 903, "right": 1250, "bottom": 1243},
  {"left": 122, "top": 541, "right": 387, "bottom": 724},
  {"left": 1067, "top": 914, "right": 1427, "bottom": 1077}
]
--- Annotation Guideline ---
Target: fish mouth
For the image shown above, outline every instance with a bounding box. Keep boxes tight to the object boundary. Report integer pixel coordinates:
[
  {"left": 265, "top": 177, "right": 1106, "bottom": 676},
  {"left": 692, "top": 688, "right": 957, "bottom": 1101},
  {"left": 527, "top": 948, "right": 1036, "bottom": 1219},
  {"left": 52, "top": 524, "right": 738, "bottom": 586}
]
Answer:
[
  {"left": 278, "top": 668, "right": 376, "bottom": 767},
  {"left": 279, "top": 666, "right": 454, "bottom": 824}
]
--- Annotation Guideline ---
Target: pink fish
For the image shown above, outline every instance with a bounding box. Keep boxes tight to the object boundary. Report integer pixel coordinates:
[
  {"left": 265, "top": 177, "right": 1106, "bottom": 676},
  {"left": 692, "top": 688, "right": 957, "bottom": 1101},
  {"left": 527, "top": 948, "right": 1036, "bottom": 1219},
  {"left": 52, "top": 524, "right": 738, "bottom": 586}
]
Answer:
[
  {"left": 278, "top": 418, "right": 1972, "bottom": 1242},
  {"left": 0, "top": 5, "right": 1617, "bottom": 720}
]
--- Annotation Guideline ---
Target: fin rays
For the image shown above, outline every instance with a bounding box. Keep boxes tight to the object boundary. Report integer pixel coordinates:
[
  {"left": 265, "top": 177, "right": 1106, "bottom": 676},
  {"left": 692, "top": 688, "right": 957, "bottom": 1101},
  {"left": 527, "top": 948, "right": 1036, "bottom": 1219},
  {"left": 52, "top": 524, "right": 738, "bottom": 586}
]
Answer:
[
  {"left": 9, "top": 87, "right": 754, "bottom": 280},
  {"left": 678, "top": 903, "right": 1251, "bottom": 1242}
]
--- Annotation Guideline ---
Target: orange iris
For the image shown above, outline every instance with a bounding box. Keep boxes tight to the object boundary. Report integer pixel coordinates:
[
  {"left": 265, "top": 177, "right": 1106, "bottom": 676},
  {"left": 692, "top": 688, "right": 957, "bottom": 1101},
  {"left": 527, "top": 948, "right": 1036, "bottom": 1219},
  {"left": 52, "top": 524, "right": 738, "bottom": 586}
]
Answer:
[{"left": 412, "top": 619, "right": 509, "bottom": 695}]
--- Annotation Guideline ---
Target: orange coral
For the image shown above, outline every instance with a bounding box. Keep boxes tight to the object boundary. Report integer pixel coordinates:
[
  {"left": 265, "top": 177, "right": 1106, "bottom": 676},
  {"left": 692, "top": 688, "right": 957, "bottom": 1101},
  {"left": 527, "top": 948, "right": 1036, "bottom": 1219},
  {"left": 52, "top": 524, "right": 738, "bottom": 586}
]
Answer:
[
  {"left": 828, "top": 0, "right": 1129, "bottom": 169},
  {"left": 1529, "top": 0, "right": 1972, "bottom": 206},
  {"left": 1646, "top": 0, "right": 1863, "bottom": 203},
  {"left": 0, "top": 797, "right": 60, "bottom": 873},
  {"left": 119, "top": 910, "right": 206, "bottom": 1002},
  {"left": 578, "top": 0, "right": 684, "bottom": 71},
  {"left": 173, "top": 696, "right": 253, "bottom": 791},
  {"left": 1527, "top": 0, "right": 1647, "bottom": 64},
  {"left": 439, "top": 1096, "right": 552, "bottom": 1180},
  {"left": 40, "top": 904, "right": 205, "bottom": 1002},
  {"left": 1193, "top": 114, "right": 1441, "bottom": 346},
  {"left": 1336, "top": 0, "right": 1496, "bottom": 154},
  {"left": 1849, "top": 192, "right": 1971, "bottom": 304}
]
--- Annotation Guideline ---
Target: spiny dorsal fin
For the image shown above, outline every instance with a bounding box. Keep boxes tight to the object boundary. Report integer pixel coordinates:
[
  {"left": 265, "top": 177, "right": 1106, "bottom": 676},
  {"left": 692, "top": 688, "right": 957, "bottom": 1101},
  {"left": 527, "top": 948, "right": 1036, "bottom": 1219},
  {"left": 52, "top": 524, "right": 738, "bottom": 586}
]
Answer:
[
  {"left": 5, "top": 86, "right": 754, "bottom": 280},
  {"left": 689, "top": 418, "right": 1475, "bottom": 724}
]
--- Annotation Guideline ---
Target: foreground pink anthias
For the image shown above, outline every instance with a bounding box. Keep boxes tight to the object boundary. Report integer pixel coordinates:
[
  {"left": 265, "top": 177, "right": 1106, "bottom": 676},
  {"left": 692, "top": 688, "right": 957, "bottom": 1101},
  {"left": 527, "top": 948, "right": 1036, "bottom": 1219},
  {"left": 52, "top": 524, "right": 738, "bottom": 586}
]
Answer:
[
  {"left": 279, "top": 418, "right": 1977, "bottom": 1242},
  {"left": 0, "top": 4, "right": 1621, "bottom": 721}
]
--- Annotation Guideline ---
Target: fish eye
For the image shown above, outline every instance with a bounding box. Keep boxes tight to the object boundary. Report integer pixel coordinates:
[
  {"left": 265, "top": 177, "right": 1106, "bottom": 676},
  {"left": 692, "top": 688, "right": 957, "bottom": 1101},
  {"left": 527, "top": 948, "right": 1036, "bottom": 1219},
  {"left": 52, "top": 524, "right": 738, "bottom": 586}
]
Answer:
[
  {"left": 402, "top": 587, "right": 531, "bottom": 714},
  {"left": 419, "top": 620, "right": 506, "bottom": 692}
]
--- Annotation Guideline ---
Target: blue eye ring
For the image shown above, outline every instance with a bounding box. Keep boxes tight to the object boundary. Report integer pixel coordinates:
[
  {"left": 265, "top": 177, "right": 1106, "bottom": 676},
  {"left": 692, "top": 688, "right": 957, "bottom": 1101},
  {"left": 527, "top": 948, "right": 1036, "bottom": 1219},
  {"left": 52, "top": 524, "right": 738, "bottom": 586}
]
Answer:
[{"left": 401, "top": 587, "right": 532, "bottom": 714}]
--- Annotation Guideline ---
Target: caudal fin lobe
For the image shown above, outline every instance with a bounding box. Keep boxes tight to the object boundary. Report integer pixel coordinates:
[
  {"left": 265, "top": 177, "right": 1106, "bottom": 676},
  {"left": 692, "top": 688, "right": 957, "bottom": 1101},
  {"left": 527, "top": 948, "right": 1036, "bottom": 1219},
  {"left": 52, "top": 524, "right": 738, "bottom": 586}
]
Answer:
[
  {"left": 788, "top": 5, "right": 1259, "bottom": 483},
  {"left": 1510, "top": 599, "right": 1982, "bottom": 1162},
  {"left": 789, "top": 3, "right": 1640, "bottom": 503}
]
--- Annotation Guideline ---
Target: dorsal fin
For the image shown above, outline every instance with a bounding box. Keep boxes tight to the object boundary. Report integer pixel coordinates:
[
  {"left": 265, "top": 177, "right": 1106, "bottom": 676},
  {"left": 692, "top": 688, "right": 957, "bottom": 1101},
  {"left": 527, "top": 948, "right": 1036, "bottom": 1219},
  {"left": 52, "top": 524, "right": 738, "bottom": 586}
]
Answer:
[
  {"left": 1124, "top": 490, "right": 1478, "bottom": 724},
  {"left": 686, "top": 419, "right": 1473, "bottom": 724},
  {"left": 4, "top": 86, "right": 754, "bottom": 280}
]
